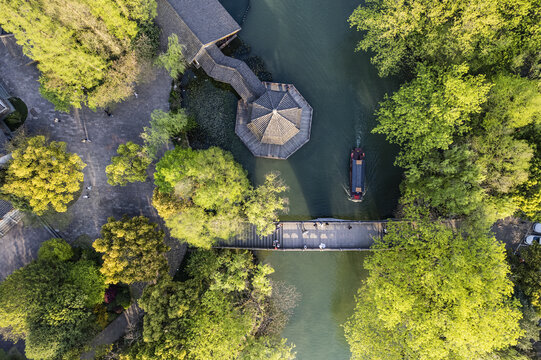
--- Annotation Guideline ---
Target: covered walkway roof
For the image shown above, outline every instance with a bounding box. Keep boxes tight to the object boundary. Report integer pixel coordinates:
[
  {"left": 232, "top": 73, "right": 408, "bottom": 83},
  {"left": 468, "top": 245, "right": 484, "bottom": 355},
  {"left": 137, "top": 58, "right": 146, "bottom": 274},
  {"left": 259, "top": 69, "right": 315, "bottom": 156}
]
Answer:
[{"left": 156, "top": 0, "right": 240, "bottom": 62}]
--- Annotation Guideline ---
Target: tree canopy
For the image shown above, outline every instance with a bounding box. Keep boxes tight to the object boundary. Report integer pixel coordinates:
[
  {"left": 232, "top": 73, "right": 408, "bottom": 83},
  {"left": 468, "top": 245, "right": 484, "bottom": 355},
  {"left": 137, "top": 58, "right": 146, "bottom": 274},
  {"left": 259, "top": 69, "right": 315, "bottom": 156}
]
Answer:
[
  {"left": 155, "top": 34, "right": 186, "bottom": 79},
  {"left": 93, "top": 216, "right": 169, "bottom": 284},
  {"left": 0, "top": 239, "right": 106, "bottom": 360},
  {"left": 0, "top": 0, "right": 157, "bottom": 110},
  {"left": 344, "top": 219, "right": 522, "bottom": 360},
  {"left": 141, "top": 109, "right": 194, "bottom": 159},
  {"left": 106, "top": 142, "right": 151, "bottom": 186},
  {"left": 373, "top": 64, "right": 491, "bottom": 166},
  {"left": 349, "top": 0, "right": 541, "bottom": 77},
  {"left": 154, "top": 147, "right": 288, "bottom": 248},
  {"left": 1, "top": 136, "right": 86, "bottom": 215},
  {"left": 121, "top": 250, "right": 295, "bottom": 360}
]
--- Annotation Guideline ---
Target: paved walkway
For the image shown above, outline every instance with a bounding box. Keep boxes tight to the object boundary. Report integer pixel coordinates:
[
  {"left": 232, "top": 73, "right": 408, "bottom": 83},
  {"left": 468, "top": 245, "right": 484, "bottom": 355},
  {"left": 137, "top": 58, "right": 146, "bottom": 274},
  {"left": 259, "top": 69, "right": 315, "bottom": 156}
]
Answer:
[
  {"left": 216, "top": 220, "right": 386, "bottom": 250},
  {"left": 0, "top": 37, "right": 179, "bottom": 279}
]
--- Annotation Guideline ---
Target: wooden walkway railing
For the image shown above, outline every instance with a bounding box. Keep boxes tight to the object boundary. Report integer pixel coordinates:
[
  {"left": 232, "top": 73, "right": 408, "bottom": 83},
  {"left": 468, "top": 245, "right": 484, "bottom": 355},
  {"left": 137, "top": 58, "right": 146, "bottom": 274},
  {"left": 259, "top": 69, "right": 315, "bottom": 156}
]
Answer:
[{"left": 214, "top": 220, "right": 388, "bottom": 251}]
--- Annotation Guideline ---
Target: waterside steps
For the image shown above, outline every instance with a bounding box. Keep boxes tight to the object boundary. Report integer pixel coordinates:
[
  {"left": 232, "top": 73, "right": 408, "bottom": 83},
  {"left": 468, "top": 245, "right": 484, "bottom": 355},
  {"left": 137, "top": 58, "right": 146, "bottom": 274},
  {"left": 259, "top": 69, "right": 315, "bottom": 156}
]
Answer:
[{"left": 214, "top": 220, "right": 388, "bottom": 251}]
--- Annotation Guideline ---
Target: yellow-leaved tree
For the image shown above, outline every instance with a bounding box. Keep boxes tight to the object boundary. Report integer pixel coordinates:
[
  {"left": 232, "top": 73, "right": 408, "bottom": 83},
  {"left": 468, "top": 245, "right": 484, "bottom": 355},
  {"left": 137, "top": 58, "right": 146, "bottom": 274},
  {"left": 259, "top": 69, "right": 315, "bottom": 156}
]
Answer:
[
  {"left": 93, "top": 216, "right": 170, "bottom": 284},
  {"left": 1, "top": 135, "right": 86, "bottom": 214}
]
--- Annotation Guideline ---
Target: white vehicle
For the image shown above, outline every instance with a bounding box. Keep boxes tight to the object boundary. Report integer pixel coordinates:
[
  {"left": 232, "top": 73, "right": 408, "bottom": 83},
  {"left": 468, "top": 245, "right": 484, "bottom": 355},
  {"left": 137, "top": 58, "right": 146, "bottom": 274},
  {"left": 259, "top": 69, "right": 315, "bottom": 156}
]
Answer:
[
  {"left": 525, "top": 235, "right": 541, "bottom": 245},
  {"left": 533, "top": 223, "right": 541, "bottom": 234}
]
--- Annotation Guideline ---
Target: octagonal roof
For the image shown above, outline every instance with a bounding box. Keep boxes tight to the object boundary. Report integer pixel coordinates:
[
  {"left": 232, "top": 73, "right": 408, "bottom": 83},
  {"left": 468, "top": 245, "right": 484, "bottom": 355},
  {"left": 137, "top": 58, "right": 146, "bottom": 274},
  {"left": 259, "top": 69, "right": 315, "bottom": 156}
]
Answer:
[
  {"left": 247, "top": 91, "right": 302, "bottom": 145},
  {"left": 236, "top": 82, "right": 313, "bottom": 159}
]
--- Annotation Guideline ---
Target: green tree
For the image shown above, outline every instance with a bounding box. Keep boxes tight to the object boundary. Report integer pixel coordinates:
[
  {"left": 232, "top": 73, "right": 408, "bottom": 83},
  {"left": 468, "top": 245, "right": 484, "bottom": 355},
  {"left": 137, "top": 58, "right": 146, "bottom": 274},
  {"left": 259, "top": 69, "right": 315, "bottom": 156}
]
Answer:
[
  {"left": 513, "top": 243, "right": 541, "bottom": 311},
  {"left": 122, "top": 250, "right": 293, "bottom": 360},
  {"left": 37, "top": 238, "right": 74, "bottom": 262},
  {"left": 471, "top": 119, "right": 534, "bottom": 196},
  {"left": 93, "top": 216, "right": 169, "bottom": 284},
  {"left": 485, "top": 74, "right": 541, "bottom": 128},
  {"left": 106, "top": 141, "right": 151, "bottom": 186},
  {"left": 0, "top": 241, "right": 105, "bottom": 359},
  {"left": 156, "top": 34, "right": 186, "bottom": 79},
  {"left": 141, "top": 109, "right": 194, "bottom": 159},
  {"left": 154, "top": 147, "right": 288, "bottom": 248},
  {"left": 154, "top": 147, "right": 250, "bottom": 248},
  {"left": 245, "top": 172, "right": 288, "bottom": 236},
  {"left": 344, "top": 219, "right": 522, "bottom": 360},
  {"left": 373, "top": 64, "right": 491, "bottom": 166},
  {"left": 0, "top": 0, "right": 157, "bottom": 110},
  {"left": 349, "top": 0, "right": 541, "bottom": 77},
  {"left": 1, "top": 136, "right": 86, "bottom": 215},
  {"left": 401, "top": 144, "right": 486, "bottom": 218}
]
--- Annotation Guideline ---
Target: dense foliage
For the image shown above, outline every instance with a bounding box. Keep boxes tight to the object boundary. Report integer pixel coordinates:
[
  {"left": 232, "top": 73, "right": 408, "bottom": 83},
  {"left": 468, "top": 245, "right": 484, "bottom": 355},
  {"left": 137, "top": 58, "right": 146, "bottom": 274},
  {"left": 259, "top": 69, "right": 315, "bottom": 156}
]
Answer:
[
  {"left": 37, "top": 237, "right": 74, "bottom": 262},
  {"left": 0, "top": 239, "right": 106, "bottom": 360},
  {"left": 349, "top": 0, "right": 541, "bottom": 77},
  {"left": 141, "top": 109, "right": 194, "bottom": 159},
  {"left": 344, "top": 219, "right": 522, "bottom": 360},
  {"left": 1, "top": 136, "right": 86, "bottom": 215},
  {"left": 155, "top": 34, "right": 186, "bottom": 79},
  {"left": 106, "top": 142, "right": 151, "bottom": 186},
  {"left": 121, "top": 250, "right": 295, "bottom": 360},
  {"left": 350, "top": 0, "right": 541, "bottom": 224},
  {"left": 0, "top": 0, "right": 158, "bottom": 110},
  {"left": 93, "top": 216, "right": 169, "bottom": 284},
  {"left": 154, "top": 147, "right": 288, "bottom": 248},
  {"left": 513, "top": 243, "right": 541, "bottom": 312}
]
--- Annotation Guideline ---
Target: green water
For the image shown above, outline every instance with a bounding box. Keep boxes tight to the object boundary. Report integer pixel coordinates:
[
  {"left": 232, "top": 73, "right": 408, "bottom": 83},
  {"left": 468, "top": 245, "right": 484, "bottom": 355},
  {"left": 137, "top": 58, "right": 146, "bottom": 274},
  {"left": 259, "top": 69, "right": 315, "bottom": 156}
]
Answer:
[
  {"left": 215, "top": 0, "right": 401, "bottom": 358},
  {"left": 256, "top": 251, "right": 369, "bottom": 360},
  {"left": 221, "top": 0, "right": 401, "bottom": 220}
]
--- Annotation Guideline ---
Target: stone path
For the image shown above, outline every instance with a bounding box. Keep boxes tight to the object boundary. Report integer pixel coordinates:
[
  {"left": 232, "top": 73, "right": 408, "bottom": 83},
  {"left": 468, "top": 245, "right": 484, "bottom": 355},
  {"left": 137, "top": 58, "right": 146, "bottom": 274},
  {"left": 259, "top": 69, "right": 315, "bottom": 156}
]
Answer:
[
  {"left": 0, "top": 37, "right": 180, "bottom": 277},
  {"left": 0, "top": 35, "right": 189, "bottom": 355}
]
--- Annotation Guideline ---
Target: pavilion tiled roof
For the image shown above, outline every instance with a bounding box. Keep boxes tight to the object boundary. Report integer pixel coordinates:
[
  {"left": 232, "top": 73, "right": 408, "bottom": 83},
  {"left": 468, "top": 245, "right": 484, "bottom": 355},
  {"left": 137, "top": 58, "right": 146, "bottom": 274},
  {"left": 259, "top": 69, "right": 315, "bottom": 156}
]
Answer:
[
  {"left": 156, "top": 0, "right": 240, "bottom": 63},
  {"left": 247, "top": 91, "right": 302, "bottom": 145}
]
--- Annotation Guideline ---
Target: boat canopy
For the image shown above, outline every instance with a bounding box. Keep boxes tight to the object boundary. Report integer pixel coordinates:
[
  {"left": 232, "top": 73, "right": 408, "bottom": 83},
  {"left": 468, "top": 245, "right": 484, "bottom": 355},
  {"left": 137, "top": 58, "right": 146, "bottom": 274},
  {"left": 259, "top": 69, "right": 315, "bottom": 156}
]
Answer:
[{"left": 351, "top": 158, "right": 365, "bottom": 194}]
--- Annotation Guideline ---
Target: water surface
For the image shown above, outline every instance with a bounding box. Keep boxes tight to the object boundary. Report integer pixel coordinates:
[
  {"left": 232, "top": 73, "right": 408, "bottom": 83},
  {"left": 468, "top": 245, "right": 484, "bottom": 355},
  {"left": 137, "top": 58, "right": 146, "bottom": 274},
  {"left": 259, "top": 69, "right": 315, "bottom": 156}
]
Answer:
[
  {"left": 257, "top": 251, "right": 369, "bottom": 360},
  {"left": 216, "top": 1, "right": 401, "bottom": 358},
  {"left": 224, "top": 0, "right": 402, "bottom": 220}
]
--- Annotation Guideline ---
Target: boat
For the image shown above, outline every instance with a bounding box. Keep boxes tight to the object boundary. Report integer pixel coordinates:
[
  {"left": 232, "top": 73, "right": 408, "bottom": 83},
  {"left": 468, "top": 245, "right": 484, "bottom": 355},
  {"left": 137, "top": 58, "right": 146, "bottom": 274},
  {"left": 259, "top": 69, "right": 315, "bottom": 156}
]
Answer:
[{"left": 350, "top": 148, "right": 366, "bottom": 202}]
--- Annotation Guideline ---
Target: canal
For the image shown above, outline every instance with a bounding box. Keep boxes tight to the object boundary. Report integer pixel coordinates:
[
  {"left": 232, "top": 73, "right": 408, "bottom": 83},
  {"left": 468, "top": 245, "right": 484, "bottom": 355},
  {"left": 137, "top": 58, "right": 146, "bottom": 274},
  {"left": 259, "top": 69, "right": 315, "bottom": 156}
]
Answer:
[{"left": 218, "top": 0, "right": 401, "bottom": 358}]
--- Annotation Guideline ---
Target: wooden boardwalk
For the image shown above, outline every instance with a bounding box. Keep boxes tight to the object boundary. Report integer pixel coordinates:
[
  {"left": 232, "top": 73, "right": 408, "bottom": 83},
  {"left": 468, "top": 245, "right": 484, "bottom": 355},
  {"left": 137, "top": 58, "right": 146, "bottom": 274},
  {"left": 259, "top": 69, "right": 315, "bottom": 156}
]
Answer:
[{"left": 215, "top": 220, "right": 387, "bottom": 251}]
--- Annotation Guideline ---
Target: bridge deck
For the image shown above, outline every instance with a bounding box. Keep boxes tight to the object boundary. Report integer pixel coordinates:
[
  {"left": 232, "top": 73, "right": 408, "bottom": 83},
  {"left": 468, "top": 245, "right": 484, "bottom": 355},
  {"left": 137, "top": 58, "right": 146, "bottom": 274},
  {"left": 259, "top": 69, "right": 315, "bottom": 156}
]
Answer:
[{"left": 215, "top": 220, "right": 387, "bottom": 251}]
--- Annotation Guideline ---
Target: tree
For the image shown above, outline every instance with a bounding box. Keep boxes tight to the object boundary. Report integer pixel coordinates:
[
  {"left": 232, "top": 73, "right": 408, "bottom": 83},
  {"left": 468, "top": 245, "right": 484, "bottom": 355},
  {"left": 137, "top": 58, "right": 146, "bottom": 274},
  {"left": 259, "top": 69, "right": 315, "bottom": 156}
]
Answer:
[
  {"left": 105, "top": 142, "right": 151, "bottom": 186},
  {"left": 344, "top": 219, "right": 522, "bottom": 360},
  {"left": 1, "top": 136, "right": 86, "bottom": 215},
  {"left": 401, "top": 144, "right": 486, "bottom": 218},
  {"left": 141, "top": 109, "right": 194, "bottom": 159},
  {"left": 485, "top": 74, "right": 541, "bottom": 129},
  {"left": 37, "top": 238, "right": 74, "bottom": 262},
  {"left": 0, "top": 240, "right": 105, "bottom": 359},
  {"left": 93, "top": 216, "right": 169, "bottom": 284},
  {"left": 245, "top": 172, "right": 288, "bottom": 236},
  {"left": 154, "top": 147, "right": 288, "bottom": 248},
  {"left": 154, "top": 147, "right": 250, "bottom": 248},
  {"left": 349, "top": 0, "right": 541, "bottom": 77},
  {"left": 471, "top": 119, "right": 534, "bottom": 196},
  {"left": 373, "top": 64, "right": 491, "bottom": 166},
  {"left": 513, "top": 243, "right": 541, "bottom": 311},
  {"left": 122, "top": 250, "right": 294, "bottom": 360},
  {"left": 156, "top": 34, "right": 186, "bottom": 79},
  {"left": 0, "top": 0, "right": 158, "bottom": 110},
  {"left": 516, "top": 158, "right": 541, "bottom": 222}
]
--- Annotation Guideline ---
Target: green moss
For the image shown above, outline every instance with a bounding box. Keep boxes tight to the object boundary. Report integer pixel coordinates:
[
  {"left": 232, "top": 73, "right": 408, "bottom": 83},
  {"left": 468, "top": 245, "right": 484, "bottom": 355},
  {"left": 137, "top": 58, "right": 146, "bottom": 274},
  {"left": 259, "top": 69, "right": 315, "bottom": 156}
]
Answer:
[{"left": 3, "top": 97, "right": 27, "bottom": 131}]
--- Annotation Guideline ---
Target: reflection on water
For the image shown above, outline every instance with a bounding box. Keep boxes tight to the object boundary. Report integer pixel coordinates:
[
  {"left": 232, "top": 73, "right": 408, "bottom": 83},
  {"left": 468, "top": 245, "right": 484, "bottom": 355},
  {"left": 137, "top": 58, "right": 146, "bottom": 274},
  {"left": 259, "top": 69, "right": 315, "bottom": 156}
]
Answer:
[
  {"left": 220, "top": 0, "right": 401, "bottom": 220},
  {"left": 257, "top": 251, "right": 369, "bottom": 360},
  {"left": 217, "top": 0, "right": 400, "bottom": 358}
]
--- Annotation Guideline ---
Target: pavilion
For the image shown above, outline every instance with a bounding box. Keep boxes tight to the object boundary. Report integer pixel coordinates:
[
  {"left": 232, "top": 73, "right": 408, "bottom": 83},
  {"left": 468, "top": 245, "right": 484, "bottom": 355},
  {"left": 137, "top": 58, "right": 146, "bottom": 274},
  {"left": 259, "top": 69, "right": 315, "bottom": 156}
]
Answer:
[{"left": 157, "top": 0, "right": 313, "bottom": 159}]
